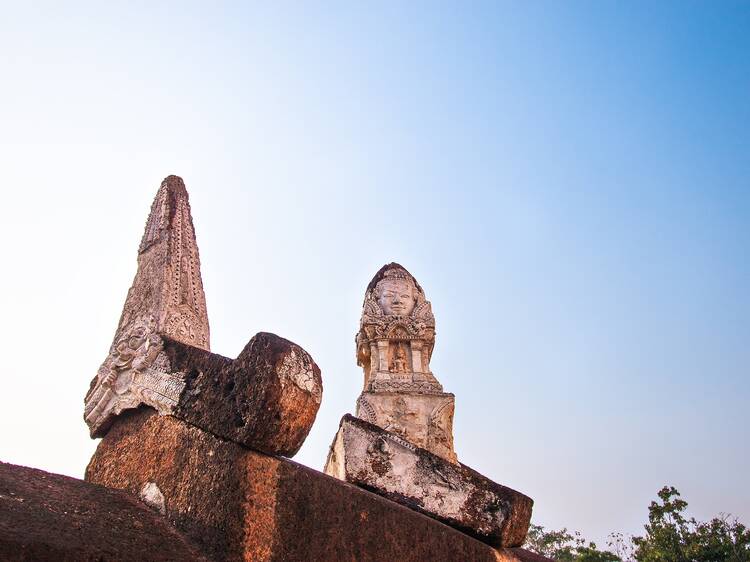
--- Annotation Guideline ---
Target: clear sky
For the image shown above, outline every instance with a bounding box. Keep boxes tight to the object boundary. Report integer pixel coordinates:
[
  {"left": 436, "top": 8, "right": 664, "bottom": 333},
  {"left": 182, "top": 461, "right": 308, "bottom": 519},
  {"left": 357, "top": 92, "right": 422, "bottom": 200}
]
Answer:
[{"left": 1, "top": 0, "right": 748, "bottom": 548}]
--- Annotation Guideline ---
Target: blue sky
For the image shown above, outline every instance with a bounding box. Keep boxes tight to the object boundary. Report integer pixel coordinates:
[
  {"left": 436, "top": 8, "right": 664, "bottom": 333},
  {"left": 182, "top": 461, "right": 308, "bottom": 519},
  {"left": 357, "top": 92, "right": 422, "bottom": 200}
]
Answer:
[{"left": 0, "top": 1, "right": 748, "bottom": 547}]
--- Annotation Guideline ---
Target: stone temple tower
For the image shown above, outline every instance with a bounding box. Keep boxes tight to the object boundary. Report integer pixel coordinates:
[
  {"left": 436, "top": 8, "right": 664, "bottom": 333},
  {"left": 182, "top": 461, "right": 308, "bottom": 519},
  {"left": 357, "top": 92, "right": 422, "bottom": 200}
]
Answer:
[{"left": 354, "top": 263, "right": 457, "bottom": 463}]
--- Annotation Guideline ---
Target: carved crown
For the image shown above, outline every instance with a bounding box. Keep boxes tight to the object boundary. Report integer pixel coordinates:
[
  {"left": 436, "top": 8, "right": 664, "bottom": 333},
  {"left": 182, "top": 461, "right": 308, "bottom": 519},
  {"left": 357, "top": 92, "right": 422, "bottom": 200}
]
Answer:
[{"left": 357, "top": 263, "right": 435, "bottom": 346}]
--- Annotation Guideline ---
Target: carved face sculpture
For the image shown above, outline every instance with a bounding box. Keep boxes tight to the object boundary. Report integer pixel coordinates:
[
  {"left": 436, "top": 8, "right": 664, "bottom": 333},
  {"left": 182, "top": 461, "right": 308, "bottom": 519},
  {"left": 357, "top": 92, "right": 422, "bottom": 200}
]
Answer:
[
  {"left": 377, "top": 278, "right": 416, "bottom": 316},
  {"left": 112, "top": 327, "right": 149, "bottom": 371}
]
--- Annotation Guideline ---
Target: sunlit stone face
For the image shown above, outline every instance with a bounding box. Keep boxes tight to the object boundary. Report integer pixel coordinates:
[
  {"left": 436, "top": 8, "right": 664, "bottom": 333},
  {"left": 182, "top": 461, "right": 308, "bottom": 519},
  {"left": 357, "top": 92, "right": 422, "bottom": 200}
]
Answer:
[{"left": 377, "top": 279, "right": 416, "bottom": 316}]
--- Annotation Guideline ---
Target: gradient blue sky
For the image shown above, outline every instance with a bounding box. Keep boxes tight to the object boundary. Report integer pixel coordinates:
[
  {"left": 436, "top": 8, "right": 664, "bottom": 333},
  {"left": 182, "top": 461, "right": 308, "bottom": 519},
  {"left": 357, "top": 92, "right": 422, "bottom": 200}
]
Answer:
[{"left": 1, "top": 1, "right": 748, "bottom": 547}]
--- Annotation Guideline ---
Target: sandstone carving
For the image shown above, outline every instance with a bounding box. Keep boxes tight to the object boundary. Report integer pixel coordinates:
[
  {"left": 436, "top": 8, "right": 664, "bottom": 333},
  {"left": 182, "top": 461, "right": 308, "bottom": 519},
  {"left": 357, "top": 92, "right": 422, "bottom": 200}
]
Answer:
[
  {"left": 325, "top": 262, "right": 535, "bottom": 549},
  {"left": 85, "top": 176, "right": 209, "bottom": 436},
  {"left": 325, "top": 415, "right": 533, "bottom": 548},
  {"left": 85, "top": 318, "right": 186, "bottom": 436},
  {"left": 83, "top": 176, "right": 322, "bottom": 457},
  {"left": 354, "top": 263, "right": 457, "bottom": 462}
]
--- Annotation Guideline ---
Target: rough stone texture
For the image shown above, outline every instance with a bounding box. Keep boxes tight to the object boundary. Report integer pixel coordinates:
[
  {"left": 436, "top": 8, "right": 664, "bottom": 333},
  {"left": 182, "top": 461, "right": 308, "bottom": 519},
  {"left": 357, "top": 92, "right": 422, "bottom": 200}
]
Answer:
[
  {"left": 85, "top": 175, "right": 211, "bottom": 436},
  {"left": 86, "top": 409, "right": 549, "bottom": 562},
  {"left": 355, "top": 263, "right": 457, "bottom": 462},
  {"left": 0, "top": 461, "right": 209, "bottom": 562},
  {"left": 170, "top": 331, "right": 322, "bottom": 457},
  {"left": 83, "top": 175, "right": 322, "bottom": 457},
  {"left": 325, "top": 414, "right": 533, "bottom": 549},
  {"left": 357, "top": 390, "right": 455, "bottom": 462}
]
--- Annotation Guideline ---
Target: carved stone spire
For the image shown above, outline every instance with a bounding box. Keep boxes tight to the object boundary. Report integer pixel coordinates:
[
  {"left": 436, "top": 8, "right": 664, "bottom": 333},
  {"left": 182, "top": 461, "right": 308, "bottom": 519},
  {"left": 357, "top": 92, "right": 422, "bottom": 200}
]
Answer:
[
  {"left": 84, "top": 175, "right": 210, "bottom": 436},
  {"left": 127, "top": 174, "right": 210, "bottom": 350},
  {"left": 353, "top": 263, "right": 457, "bottom": 463}
]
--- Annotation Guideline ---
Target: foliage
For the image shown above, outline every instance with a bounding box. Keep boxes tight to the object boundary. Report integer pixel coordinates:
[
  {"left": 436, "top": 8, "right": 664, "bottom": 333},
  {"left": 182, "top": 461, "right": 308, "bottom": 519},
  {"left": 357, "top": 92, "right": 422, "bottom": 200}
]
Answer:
[
  {"left": 525, "top": 486, "right": 750, "bottom": 562},
  {"left": 632, "top": 486, "right": 750, "bottom": 562},
  {"left": 525, "top": 524, "right": 620, "bottom": 561}
]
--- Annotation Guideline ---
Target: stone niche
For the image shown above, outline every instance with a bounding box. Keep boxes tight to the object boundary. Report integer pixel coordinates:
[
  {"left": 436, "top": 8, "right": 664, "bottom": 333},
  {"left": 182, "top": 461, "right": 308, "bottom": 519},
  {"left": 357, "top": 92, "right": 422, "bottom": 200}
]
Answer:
[{"left": 354, "top": 263, "right": 457, "bottom": 463}]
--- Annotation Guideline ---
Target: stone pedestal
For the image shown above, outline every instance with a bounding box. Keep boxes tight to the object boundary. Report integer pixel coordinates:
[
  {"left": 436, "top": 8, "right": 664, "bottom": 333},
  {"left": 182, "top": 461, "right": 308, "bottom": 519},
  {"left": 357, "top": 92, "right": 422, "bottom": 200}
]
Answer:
[
  {"left": 324, "top": 415, "right": 533, "bottom": 549},
  {"left": 356, "top": 391, "right": 456, "bottom": 463}
]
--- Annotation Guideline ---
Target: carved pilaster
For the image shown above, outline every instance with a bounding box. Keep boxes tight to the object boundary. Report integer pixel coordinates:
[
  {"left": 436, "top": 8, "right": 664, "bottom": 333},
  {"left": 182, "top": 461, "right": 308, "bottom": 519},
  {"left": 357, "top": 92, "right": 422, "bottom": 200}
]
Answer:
[{"left": 411, "top": 340, "right": 423, "bottom": 373}]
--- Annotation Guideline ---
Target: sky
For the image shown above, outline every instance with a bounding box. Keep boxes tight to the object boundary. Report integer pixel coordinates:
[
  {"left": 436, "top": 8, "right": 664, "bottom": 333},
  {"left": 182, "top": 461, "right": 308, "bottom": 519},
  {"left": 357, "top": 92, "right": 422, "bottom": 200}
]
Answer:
[{"left": 0, "top": 0, "right": 748, "bottom": 548}]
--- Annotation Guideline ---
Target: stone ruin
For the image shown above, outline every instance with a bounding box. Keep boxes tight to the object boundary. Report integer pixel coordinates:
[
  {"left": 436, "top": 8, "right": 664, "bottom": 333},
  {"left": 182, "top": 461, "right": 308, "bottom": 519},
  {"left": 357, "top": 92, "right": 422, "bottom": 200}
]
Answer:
[
  {"left": 325, "top": 264, "right": 534, "bottom": 548},
  {"left": 83, "top": 176, "right": 322, "bottom": 457},
  {"left": 0, "top": 176, "right": 551, "bottom": 562}
]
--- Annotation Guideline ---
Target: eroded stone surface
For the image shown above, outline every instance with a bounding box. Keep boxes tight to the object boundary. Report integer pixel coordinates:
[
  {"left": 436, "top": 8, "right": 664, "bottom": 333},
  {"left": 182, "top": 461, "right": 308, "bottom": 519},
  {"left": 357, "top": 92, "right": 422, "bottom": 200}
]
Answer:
[
  {"left": 85, "top": 176, "right": 210, "bottom": 436},
  {"left": 83, "top": 176, "right": 323, "bottom": 456},
  {"left": 0, "top": 461, "right": 209, "bottom": 562},
  {"left": 356, "top": 391, "right": 456, "bottom": 462},
  {"left": 355, "top": 263, "right": 457, "bottom": 462},
  {"left": 324, "top": 415, "right": 533, "bottom": 548},
  {"left": 85, "top": 409, "right": 549, "bottom": 562},
  {"left": 172, "top": 331, "right": 322, "bottom": 457}
]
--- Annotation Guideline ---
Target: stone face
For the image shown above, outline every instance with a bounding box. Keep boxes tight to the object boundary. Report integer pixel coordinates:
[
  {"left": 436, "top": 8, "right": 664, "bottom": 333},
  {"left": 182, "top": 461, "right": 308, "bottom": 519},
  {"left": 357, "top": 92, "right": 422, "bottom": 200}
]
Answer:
[
  {"left": 85, "top": 176, "right": 211, "bottom": 436},
  {"left": 0, "top": 461, "right": 209, "bottom": 562},
  {"left": 355, "top": 263, "right": 457, "bottom": 462},
  {"left": 324, "top": 415, "right": 533, "bottom": 549},
  {"left": 85, "top": 409, "right": 550, "bottom": 562}
]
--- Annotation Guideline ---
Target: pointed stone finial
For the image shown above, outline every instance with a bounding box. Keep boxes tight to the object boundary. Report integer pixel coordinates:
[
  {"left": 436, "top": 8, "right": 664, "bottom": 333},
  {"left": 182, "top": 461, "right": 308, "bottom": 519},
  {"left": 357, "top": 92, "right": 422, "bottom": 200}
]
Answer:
[
  {"left": 353, "top": 263, "right": 457, "bottom": 463},
  {"left": 133, "top": 174, "right": 210, "bottom": 350},
  {"left": 84, "top": 176, "right": 210, "bottom": 436}
]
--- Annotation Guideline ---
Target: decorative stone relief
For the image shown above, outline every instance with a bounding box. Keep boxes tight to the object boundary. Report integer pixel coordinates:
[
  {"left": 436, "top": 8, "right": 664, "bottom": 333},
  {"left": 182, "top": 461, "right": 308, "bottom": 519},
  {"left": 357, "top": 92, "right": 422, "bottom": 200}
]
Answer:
[
  {"left": 353, "top": 263, "right": 457, "bottom": 463},
  {"left": 326, "top": 264, "right": 538, "bottom": 548},
  {"left": 84, "top": 176, "right": 209, "bottom": 436},
  {"left": 356, "top": 264, "right": 439, "bottom": 392},
  {"left": 84, "top": 318, "right": 186, "bottom": 437},
  {"left": 84, "top": 176, "right": 323, "bottom": 457}
]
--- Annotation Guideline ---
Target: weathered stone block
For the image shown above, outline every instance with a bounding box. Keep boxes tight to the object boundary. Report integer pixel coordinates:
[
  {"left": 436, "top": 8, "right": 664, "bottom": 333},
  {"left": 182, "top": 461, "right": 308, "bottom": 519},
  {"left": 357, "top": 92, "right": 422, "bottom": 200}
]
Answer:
[
  {"left": 87, "top": 331, "right": 321, "bottom": 457},
  {"left": 0, "top": 461, "right": 209, "bottom": 561},
  {"left": 86, "top": 409, "right": 549, "bottom": 562},
  {"left": 325, "top": 414, "right": 533, "bottom": 548},
  {"left": 172, "top": 331, "right": 322, "bottom": 457}
]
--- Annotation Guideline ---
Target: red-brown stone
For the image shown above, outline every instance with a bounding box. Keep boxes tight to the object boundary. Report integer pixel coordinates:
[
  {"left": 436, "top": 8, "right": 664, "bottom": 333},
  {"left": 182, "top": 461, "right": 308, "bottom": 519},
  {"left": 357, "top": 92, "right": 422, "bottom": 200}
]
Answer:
[
  {"left": 85, "top": 409, "right": 551, "bottom": 561},
  {"left": 169, "top": 331, "right": 322, "bottom": 457},
  {"left": 0, "top": 461, "right": 208, "bottom": 562}
]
